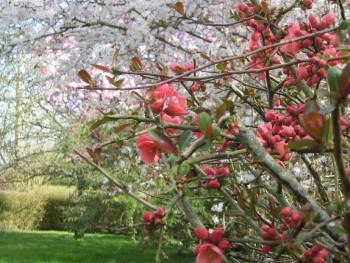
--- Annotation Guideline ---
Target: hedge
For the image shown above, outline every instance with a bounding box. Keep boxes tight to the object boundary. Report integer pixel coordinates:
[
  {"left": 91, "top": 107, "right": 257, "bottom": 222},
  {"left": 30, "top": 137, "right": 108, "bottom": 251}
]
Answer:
[{"left": 0, "top": 186, "right": 72, "bottom": 231}]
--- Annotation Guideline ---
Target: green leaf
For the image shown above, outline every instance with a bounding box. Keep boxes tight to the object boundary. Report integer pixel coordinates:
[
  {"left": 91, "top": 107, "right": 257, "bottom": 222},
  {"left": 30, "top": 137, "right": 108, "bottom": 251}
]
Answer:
[
  {"left": 339, "top": 20, "right": 350, "bottom": 30},
  {"left": 178, "top": 162, "right": 191, "bottom": 176},
  {"left": 216, "top": 62, "right": 227, "bottom": 72},
  {"left": 198, "top": 112, "right": 212, "bottom": 135},
  {"left": 321, "top": 118, "right": 333, "bottom": 148},
  {"left": 339, "top": 63, "right": 350, "bottom": 98},
  {"left": 200, "top": 53, "right": 211, "bottom": 61},
  {"left": 178, "top": 130, "right": 192, "bottom": 152},
  {"left": 212, "top": 125, "right": 221, "bottom": 140},
  {"left": 90, "top": 116, "right": 113, "bottom": 130},
  {"left": 115, "top": 78, "right": 124, "bottom": 88},
  {"left": 327, "top": 66, "right": 341, "bottom": 93},
  {"left": 148, "top": 129, "right": 178, "bottom": 155},
  {"left": 287, "top": 139, "right": 321, "bottom": 150}
]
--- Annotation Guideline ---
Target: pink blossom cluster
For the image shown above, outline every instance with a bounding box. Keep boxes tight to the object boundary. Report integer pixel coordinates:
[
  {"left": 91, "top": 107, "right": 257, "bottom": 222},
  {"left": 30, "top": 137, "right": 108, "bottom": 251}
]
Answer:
[
  {"left": 304, "top": 244, "right": 329, "bottom": 263},
  {"left": 261, "top": 207, "right": 303, "bottom": 254},
  {"left": 142, "top": 208, "right": 166, "bottom": 236},
  {"left": 237, "top": 3, "right": 344, "bottom": 87},
  {"left": 193, "top": 227, "right": 231, "bottom": 263},
  {"left": 282, "top": 13, "right": 344, "bottom": 88},
  {"left": 136, "top": 83, "right": 189, "bottom": 164},
  {"left": 256, "top": 104, "right": 306, "bottom": 161},
  {"left": 237, "top": 3, "right": 280, "bottom": 80},
  {"left": 201, "top": 166, "right": 231, "bottom": 190}
]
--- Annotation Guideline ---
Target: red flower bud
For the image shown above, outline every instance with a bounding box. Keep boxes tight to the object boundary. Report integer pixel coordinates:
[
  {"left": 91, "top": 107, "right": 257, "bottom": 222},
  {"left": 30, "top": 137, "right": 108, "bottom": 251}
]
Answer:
[
  {"left": 215, "top": 167, "right": 230, "bottom": 176},
  {"left": 238, "top": 3, "right": 249, "bottom": 13},
  {"left": 155, "top": 208, "right": 166, "bottom": 218},
  {"left": 207, "top": 179, "right": 221, "bottom": 189},
  {"left": 320, "top": 13, "right": 335, "bottom": 29},
  {"left": 210, "top": 228, "right": 225, "bottom": 242},
  {"left": 218, "top": 239, "right": 231, "bottom": 250},
  {"left": 304, "top": 250, "right": 313, "bottom": 258},
  {"left": 291, "top": 212, "right": 303, "bottom": 224},
  {"left": 261, "top": 244, "right": 271, "bottom": 254},
  {"left": 302, "top": 0, "right": 313, "bottom": 8},
  {"left": 142, "top": 211, "right": 154, "bottom": 223},
  {"left": 312, "top": 257, "right": 325, "bottom": 263},
  {"left": 265, "top": 110, "right": 278, "bottom": 122},
  {"left": 261, "top": 224, "right": 271, "bottom": 232},
  {"left": 203, "top": 166, "right": 216, "bottom": 176},
  {"left": 280, "top": 207, "right": 293, "bottom": 218},
  {"left": 346, "top": 168, "right": 350, "bottom": 177},
  {"left": 309, "top": 14, "right": 319, "bottom": 29},
  {"left": 191, "top": 82, "right": 201, "bottom": 92},
  {"left": 194, "top": 227, "right": 209, "bottom": 240},
  {"left": 262, "top": 228, "right": 277, "bottom": 240},
  {"left": 317, "top": 249, "right": 328, "bottom": 258},
  {"left": 296, "top": 66, "right": 309, "bottom": 80},
  {"left": 154, "top": 218, "right": 163, "bottom": 225}
]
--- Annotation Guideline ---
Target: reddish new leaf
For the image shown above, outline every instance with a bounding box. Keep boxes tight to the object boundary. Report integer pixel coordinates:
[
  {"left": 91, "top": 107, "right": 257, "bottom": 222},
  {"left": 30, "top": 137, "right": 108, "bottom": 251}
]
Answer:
[
  {"left": 175, "top": 2, "right": 185, "bottom": 15},
  {"left": 86, "top": 146, "right": 102, "bottom": 165},
  {"left": 114, "top": 123, "right": 133, "bottom": 133},
  {"left": 91, "top": 64, "right": 112, "bottom": 73},
  {"left": 77, "top": 69, "right": 92, "bottom": 84},
  {"left": 300, "top": 112, "right": 325, "bottom": 141},
  {"left": 130, "top": 56, "right": 143, "bottom": 72}
]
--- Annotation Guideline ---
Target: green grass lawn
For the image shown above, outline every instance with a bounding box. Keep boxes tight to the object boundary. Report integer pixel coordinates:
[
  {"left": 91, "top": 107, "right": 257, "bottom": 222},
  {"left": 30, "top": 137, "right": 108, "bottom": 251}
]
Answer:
[{"left": 0, "top": 231, "right": 193, "bottom": 263}]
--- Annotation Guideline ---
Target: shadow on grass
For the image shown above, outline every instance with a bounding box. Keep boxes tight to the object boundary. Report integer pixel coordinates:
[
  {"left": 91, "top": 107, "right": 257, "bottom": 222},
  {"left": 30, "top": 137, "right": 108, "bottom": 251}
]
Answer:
[{"left": 0, "top": 231, "right": 193, "bottom": 263}]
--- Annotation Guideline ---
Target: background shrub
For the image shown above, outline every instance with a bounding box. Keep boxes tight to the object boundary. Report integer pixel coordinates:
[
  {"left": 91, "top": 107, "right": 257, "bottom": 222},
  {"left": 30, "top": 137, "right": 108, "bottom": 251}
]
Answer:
[{"left": 0, "top": 186, "right": 72, "bottom": 231}]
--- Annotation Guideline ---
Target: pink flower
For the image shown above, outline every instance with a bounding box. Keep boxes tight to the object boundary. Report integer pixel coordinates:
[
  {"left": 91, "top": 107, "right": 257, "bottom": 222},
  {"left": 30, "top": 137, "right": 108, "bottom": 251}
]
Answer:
[
  {"left": 279, "top": 126, "right": 295, "bottom": 138},
  {"left": 280, "top": 23, "right": 304, "bottom": 55},
  {"left": 309, "top": 14, "right": 320, "bottom": 29},
  {"left": 340, "top": 116, "right": 349, "bottom": 132},
  {"left": 149, "top": 84, "right": 188, "bottom": 116},
  {"left": 136, "top": 134, "right": 161, "bottom": 164},
  {"left": 238, "top": 3, "right": 249, "bottom": 13},
  {"left": 274, "top": 141, "right": 287, "bottom": 158},
  {"left": 196, "top": 243, "right": 223, "bottom": 263},
  {"left": 296, "top": 66, "right": 309, "bottom": 80},
  {"left": 191, "top": 82, "right": 202, "bottom": 92},
  {"left": 248, "top": 31, "right": 260, "bottom": 50},
  {"left": 160, "top": 112, "right": 183, "bottom": 133},
  {"left": 302, "top": 0, "right": 313, "bottom": 8},
  {"left": 320, "top": 13, "right": 335, "bottom": 29},
  {"left": 265, "top": 110, "right": 279, "bottom": 122}
]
